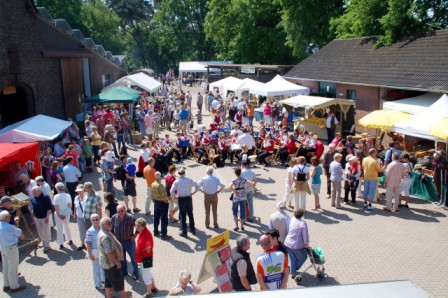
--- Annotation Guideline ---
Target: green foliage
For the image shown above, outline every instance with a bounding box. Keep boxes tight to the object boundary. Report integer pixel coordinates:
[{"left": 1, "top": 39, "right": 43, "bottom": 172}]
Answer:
[
  {"left": 278, "top": 0, "right": 344, "bottom": 60},
  {"left": 332, "top": 0, "right": 448, "bottom": 46},
  {"left": 205, "top": 0, "right": 295, "bottom": 64}
]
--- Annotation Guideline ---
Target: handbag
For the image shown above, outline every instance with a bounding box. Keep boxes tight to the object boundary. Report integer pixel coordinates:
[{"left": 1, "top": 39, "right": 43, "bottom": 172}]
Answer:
[
  {"left": 142, "top": 256, "right": 153, "bottom": 268},
  {"left": 229, "top": 193, "right": 234, "bottom": 201}
]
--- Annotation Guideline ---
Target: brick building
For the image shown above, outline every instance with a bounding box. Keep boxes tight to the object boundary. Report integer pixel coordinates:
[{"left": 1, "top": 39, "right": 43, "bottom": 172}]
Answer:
[
  {"left": 284, "top": 30, "right": 448, "bottom": 134},
  {"left": 0, "top": 0, "right": 126, "bottom": 128}
]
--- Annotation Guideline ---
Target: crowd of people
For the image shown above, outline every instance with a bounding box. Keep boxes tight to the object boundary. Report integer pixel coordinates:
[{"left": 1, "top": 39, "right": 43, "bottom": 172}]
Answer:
[{"left": 0, "top": 79, "right": 418, "bottom": 297}]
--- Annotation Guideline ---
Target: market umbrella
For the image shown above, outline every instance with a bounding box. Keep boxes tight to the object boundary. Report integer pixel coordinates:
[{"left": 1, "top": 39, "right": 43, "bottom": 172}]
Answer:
[
  {"left": 428, "top": 118, "right": 448, "bottom": 141},
  {"left": 359, "top": 110, "right": 412, "bottom": 129}
]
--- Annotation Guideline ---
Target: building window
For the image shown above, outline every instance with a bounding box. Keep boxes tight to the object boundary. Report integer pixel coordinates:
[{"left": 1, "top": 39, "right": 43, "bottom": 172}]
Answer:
[
  {"left": 102, "top": 74, "right": 111, "bottom": 87},
  {"left": 348, "top": 89, "right": 357, "bottom": 100},
  {"left": 319, "top": 82, "right": 336, "bottom": 97}
]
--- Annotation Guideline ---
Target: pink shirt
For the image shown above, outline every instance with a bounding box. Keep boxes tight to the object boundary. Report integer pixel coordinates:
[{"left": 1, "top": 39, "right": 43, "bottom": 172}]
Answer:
[
  {"left": 144, "top": 115, "right": 154, "bottom": 128},
  {"left": 263, "top": 105, "right": 271, "bottom": 116},
  {"left": 385, "top": 161, "right": 405, "bottom": 187}
]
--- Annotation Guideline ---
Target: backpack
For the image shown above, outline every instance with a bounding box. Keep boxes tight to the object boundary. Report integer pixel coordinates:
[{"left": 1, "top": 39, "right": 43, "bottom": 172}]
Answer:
[
  {"left": 114, "top": 164, "right": 126, "bottom": 181},
  {"left": 296, "top": 166, "right": 307, "bottom": 181}
]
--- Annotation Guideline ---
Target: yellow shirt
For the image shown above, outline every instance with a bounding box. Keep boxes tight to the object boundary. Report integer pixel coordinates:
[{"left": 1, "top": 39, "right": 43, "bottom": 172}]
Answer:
[
  {"left": 362, "top": 156, "right": 381, "bottom": 180},
  {"left": 150, "top": 180, "right": 168, "bottom": 203}
]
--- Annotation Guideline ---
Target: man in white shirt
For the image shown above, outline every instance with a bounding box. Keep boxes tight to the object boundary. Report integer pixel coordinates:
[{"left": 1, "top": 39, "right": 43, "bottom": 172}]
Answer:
[
  {"left": 268, "top": 202, "right": 291, "bottom": 243},
  {"left": 211, "top": 98, "right": 220, "bottom": 112},
  {"left": 197, "top": 167, "right": 225, "bottom": 229},
  {"left": 236, "top": 129, "right": 256, "bottom": 151}
]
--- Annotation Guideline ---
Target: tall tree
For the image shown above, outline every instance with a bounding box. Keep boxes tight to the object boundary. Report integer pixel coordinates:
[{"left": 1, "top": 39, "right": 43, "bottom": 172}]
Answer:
[
  {"left": 331, "top": 0, "right": 448, "bottom": 46},
  {"left": 34, "top": 0, "right": 85, "bottom": 32},
  {"left": 205, "top": 0, "right": 295, "bottom": 64},
  {"left": 277, "top": 0, "right": 344, "bottom": 59}
]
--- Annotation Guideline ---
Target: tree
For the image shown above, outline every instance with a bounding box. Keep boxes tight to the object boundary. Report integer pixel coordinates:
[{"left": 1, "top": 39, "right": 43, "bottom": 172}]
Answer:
[
  {"left": 277, "top": 0, "right": 344, "bottom": 59},
  {"left": 331, "top": 0, "right": 448, "bottom": 46},
  {"left": 34, "top": 0, "right": 85, "bottom": 32},
  {"left": 205, "top": 0, "right": 295, "bottom": 64},
  {"left": 80, "top": 2, "right": 126, "bottom": 54}
]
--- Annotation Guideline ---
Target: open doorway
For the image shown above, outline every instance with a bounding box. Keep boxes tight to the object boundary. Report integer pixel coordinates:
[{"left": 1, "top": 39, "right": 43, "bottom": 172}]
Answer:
[{"left": 0, "top": 85, "right": 32, "bottom": 128}]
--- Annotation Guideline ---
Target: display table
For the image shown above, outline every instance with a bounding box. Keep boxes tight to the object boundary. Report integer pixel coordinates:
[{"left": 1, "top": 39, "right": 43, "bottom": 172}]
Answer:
[
  {"left": 301, "top": 122, "right": 327, "bottom": 141},
  {"left": 410, "top": 171, "right": 437, "bottom": 202}
]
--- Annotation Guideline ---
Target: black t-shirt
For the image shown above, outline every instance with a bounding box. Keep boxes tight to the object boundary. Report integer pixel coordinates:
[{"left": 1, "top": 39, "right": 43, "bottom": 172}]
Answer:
[{"left": 105, "top": 202, "right": 118, "bottom": 218}]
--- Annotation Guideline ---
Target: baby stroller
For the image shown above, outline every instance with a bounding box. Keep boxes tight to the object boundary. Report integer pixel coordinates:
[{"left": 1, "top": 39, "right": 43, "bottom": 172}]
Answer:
[{"left": 294, "top": 247, "right": 326, "bottom": 283}]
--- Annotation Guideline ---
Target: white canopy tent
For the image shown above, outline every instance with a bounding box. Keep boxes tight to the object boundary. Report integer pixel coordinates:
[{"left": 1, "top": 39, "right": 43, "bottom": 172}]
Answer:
[
  {"left": 280, "top": 95, "right": 355, "bottom": 110},
  {"left": 209, "top": 77, "right": 242, "bottom": 95},
  {"left": 393, "top": 94, "right": 448, "bottom": 140},
  {"left": 383, "top": 93, "right": 441, "bottom": 115},
  {"left": 233, "top": 78, "right": 265, "bottom": 97},
  {"left": 0, "top": 114, "right": 72, "bottom": 142},
  {"left": 249, "top": 75, "right": 309, "bottom": 97},
  {"left": 102, "top": 72, "right": 161, "bottom": 93},
  {"left": 178, "top": 61, "right": 231, "bottom": 74}
]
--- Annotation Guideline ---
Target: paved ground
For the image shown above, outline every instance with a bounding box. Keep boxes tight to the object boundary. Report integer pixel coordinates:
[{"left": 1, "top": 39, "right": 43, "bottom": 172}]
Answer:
[{"left": 2, "top": 85, "right": 448, "bottom": 297}]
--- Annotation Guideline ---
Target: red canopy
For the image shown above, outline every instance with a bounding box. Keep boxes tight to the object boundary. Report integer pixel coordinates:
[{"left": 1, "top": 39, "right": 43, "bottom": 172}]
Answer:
[{"left": 0, "top": 143, "right": 41, "bottom": 180}]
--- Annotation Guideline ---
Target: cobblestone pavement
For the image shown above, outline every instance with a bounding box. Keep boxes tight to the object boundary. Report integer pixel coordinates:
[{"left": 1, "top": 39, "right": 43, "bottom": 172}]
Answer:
[{"left": 2, "top": 86, "right": 448, "bottom": 297}]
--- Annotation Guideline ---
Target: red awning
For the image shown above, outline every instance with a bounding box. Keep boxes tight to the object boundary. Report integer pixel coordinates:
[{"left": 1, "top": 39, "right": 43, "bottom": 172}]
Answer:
[{"left": 0, "top": 143, "right": 41, "bottom": 178}]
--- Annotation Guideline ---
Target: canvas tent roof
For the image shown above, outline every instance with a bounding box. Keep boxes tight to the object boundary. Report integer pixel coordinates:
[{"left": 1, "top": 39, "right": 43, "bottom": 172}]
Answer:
[
  {"left": 103, "top": 72, "right": 161, "bottom": 93},
  {"left": 280, "top": 95, "right": 354, "bottom": 110},
  {"left": 0, "top": 115, "right": 72, "bottom": 142},
  {"left": 393, "top": 94, "right": 448, "bottom": 140},
  {"left": 383, "top": 93, "right": 442, "bottom": 114},
  {"left": 209, "top": 77, "right": 242, "bottom": 94},
  {"left": 178, "top": 61, "right": 231, "bottom": 73},
  {"left": 233, "top": 78, "right": 265, "bottom": 97},
  {"left": 250, "top": 75, "right": 309, "bottom": 97},
  {"left": 85, "top": 86, "right": 141, "bottom": 104}
]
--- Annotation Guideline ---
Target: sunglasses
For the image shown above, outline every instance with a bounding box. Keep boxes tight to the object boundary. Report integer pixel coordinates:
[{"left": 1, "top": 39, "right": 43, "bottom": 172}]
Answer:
[{"left": 91, "top": 219, "right": 100, "bottom": 221}]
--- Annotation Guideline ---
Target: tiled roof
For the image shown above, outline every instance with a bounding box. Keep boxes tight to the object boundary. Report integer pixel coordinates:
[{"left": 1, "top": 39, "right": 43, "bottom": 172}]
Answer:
[{"left": 285, "top": 30, "right": 448, "bottom": 92}]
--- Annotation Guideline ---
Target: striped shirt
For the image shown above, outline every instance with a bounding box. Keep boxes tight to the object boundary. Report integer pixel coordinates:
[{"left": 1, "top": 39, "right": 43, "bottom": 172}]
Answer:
[
  {"left": 198, "top": 174, "right": 225, "bottom": 195},
  {"left": 85, "top": 226, "right": 100, "bottom": 249},
  {"left": 110, "top": 213, "right": 136, "bottom": 242},
  {"left": 170, "top": 176, "right": 199, "bottom": 197}
]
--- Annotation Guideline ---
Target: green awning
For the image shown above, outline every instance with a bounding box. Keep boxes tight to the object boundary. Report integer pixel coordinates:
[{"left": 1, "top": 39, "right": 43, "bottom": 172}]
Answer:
[{"left": 86, "top": 86, "right": 141, "bottom": 104}]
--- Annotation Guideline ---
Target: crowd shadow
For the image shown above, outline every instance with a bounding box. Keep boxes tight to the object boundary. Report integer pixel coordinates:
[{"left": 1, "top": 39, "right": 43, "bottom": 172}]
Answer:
[
  {"left": 254, "top": 193, "right": 276, "bottom": 201},
  {"left": 298, "top": 272, "right": 340, "bottom": 288},
  {"left": 255, "top": 176, "right": 276, "bottom": 184},
  {"left": 18, "top": 278, "right": 45, "bottom": 298}
]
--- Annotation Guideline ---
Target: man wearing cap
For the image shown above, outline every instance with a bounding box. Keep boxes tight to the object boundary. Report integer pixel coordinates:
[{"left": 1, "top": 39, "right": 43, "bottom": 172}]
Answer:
[
  {"left": 323, "top": 144, "right": 336, "bottom": 199},
  {"left": 0, "top": 210, "right": 26, "bottom": 293},
  {"left": 170, "top": 168, "right": 200, "bottom": 237},
  {"left": 124, "top": 157, "right": 140, "bottom": 213},
  {"left": 198, "top": 167, "right": 225, "bottom": 229},
  {"left": 269, "top": 202, "right": 291, "bottom": 243},
  {"left": 30, "top": 186, "right": 53, "bottom": 252},
  {"left": 0, "top": 196, "right": 17, "bottom": 225}
]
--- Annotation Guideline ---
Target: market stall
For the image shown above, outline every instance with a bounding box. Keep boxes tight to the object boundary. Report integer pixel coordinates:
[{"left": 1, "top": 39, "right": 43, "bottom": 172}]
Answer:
[
  {"left": 0, "top": 114, "right": 72, "bottom": 143},
  {"left": 233, "top": 78, "right": 265, "bottom": 98},
  {"left": 209, "top": 76, "right": 242, "bottom": 96},
  {"left": 85, "top": 86, "right": 141, "bottom": 104},
  {"left": 280, "top": 95, "right": 354, "bottom": 137},
  {"left": 102, "top": 72, "right": 162, "bottom": 93},
  {"left": 250, "top": 75, "right": 309, "bottom": 97},
  {"left": 0, "top": 142, "right": 40, "bottom": 191}
]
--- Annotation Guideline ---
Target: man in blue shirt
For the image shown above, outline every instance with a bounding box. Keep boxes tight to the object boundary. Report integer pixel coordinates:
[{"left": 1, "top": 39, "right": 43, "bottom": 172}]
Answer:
[
  {"left": 124, "top": 157, "right": 139, "bottom": 213},
  {"left": 179, "top": 104, "right": 189, "bottom": 134},
  {"left": 0, "top": 210, "right": 26, "bottom": 293},
  {"left": 0, "top": 196, "right": 16, "bottom": 225},
  {"left": 30, "top": 186, "right": 53, "bottom": 252}
]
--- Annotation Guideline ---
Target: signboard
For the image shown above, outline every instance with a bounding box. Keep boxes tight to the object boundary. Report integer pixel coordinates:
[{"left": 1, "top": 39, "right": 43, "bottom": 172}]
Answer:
[
  {"left": 241, "top": 67, "right": 256, "bottom": 74},
  {"left": 198, "top": 231, "right": 233, "bottom": 292},
  {"left": 2, "top": 86, "right": 17, "bottom": 95},
  {"left": 206, "top": 230, "right": 230, "bottom": 254}
]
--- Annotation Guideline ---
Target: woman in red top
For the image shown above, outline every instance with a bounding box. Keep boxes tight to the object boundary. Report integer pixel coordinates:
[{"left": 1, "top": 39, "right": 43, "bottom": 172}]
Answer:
[
  {"left": 280, "top": 134, "right": 297, "bottom": 166},
  {"left": 136, "top": 217, "right": 158, "bottom": 297},
  {"left": 257, "top": 134, "right": 274, "bottom": 166},
  {"left": 192, "top": 134, "right": 205, "bottom": 163},
  {"left": 165, "top": 165, "right": 178, "bottom": 222}
]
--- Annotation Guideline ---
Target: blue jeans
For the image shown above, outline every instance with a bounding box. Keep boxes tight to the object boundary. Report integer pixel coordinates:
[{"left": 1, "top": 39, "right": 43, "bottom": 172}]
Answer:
[
  {"left": 116, "top": 134, "right": 124, "bottom": 152},
  {"left": 138, "top": 120, "right": 145, "bottom": 137},
  {"left": 363, "top": 179, "right": 378, "bottom": 201},
  {"left": 124, "top": 128, "right": 134, "bottom": 145},
  {"left": 248, "top": 116, "right": 254, "bottom": 129},
  {"left": 92, "top": 258, "right": 105, "bottom": 288},
  {"left": 119, "top": 240, "right": 138, "bottom": 278},
  {"left": 106, "top": 179, "right": 115, "bottom": 196},
  {"left": 154, "top": 201, "right": 169, "bottom": 237},
  {"left": 246, "top": 191, "right": 254, "bottom": 220},
  {"left": 287, "top": 247, "right": 308, "bottom": 274},
  {"left": 232, "top": 200, "right": 247, "bottom": 220}
]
